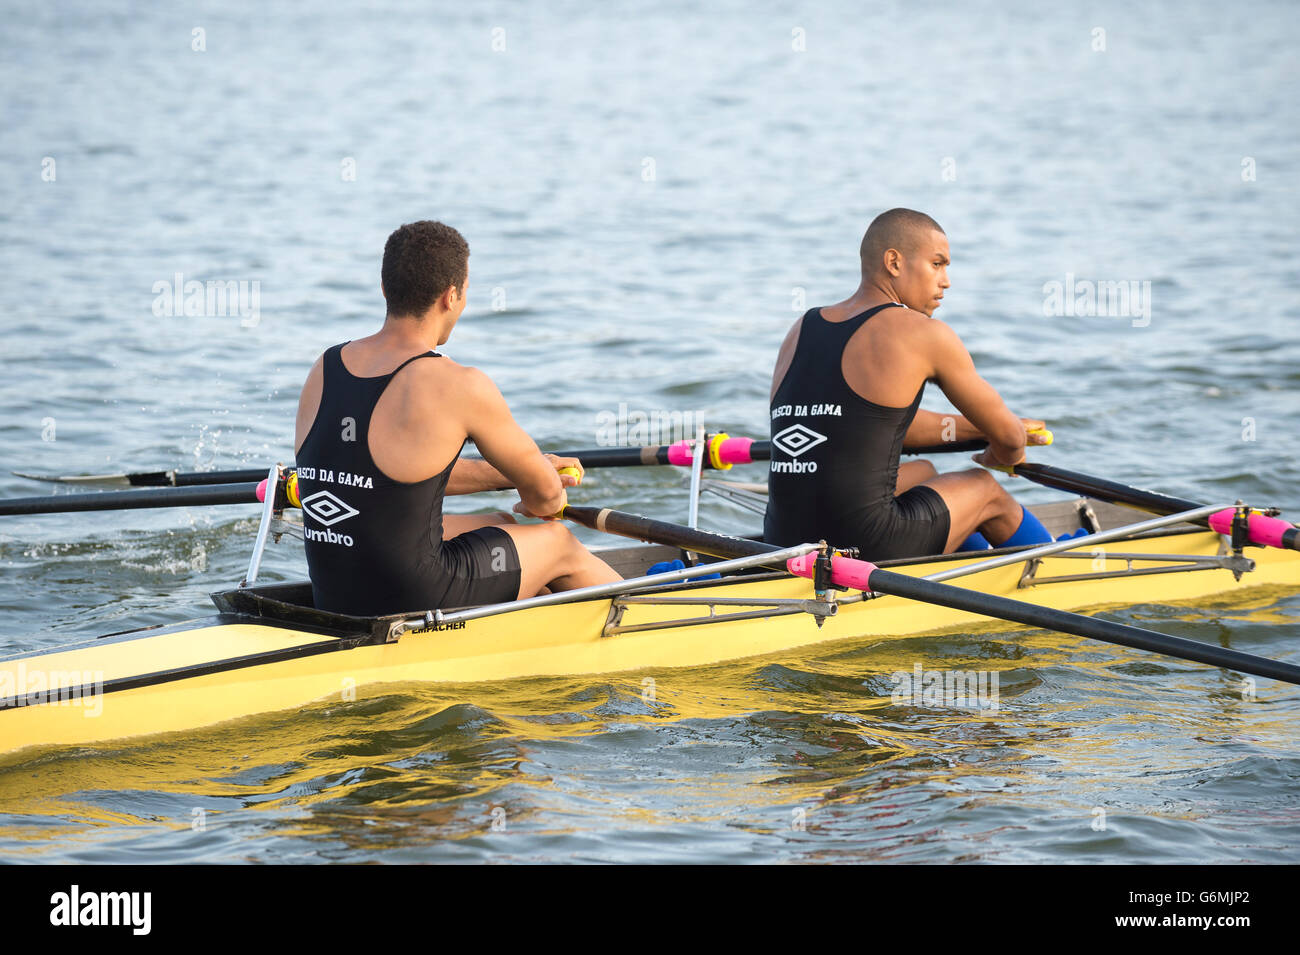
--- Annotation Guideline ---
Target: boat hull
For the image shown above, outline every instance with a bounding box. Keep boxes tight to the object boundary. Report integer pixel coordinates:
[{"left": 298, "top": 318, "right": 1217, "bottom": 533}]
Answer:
[{"left": 2, "top": 522, "right": 1297, "bottom": 755}]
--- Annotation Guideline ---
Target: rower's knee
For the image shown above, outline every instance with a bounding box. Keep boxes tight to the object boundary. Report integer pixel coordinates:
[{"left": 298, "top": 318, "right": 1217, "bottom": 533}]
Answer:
[
  {"left": 965, "top": 467, "right": 1019, "bottom": 511},
  {"left": 535, "top": 519, "right": 569, "bottom": 541},
  {"left": 981, "top": 472, "right": 1024, "bottom": 517},
  {"left": 962, "top": 467, "right": 1000, "bottom": 493},
  {"left": 915, "top": 460, "right": 938, "bottom": 481},
  {"left": 541, "top": 521, "right": 596, "bottom": 574},
  {"left": 539, "top": 520, "right": 580, "bottom": 556}
]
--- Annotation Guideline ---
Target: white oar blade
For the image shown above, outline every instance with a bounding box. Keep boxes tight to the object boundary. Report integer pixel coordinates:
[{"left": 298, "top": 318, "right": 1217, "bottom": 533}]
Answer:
[{"left": 11, "top": 470, "right": 135, "bottom": 487}]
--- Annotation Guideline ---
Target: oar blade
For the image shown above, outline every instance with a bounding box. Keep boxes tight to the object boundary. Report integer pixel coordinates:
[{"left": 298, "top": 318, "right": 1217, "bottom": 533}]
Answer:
[{"left": 11, "top": 470, "right": 162, "bottom": 488}]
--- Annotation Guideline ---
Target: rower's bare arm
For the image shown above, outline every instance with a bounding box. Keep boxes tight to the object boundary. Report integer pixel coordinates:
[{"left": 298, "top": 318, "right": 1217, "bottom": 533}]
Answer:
[
  {"left": 926, "top": 322, "right": 1026, "bottom": 464},
  {"left": 459, "top": 368, "right": 564, "bottom": 516},
  {"left": 446, "top": 458, "right": 511, "bottom": 495},
  {"left": 902, "top": 409, "right": 981, "bottom": 447},
  {"left": 293, "top": 355, "right": 325, "bottom": 456}
]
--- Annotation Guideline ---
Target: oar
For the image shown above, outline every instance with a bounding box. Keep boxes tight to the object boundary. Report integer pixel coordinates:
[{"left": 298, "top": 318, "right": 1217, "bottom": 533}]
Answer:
[
  {"left": 562, "top": 504, "right": 1300, "bottom": 687},
  {"left": 1009, "top": 462, "right": 1299, "bottom": 552},
  {"left": 551, "top": 427, "right": 1049, "bottom": 468},
  {"left": 0, "top": 482, "right": 262, "bottom": 516},
  {"left": 549, "top": 434, "right": 992, "bottom": 470},
  {"left": 12, "top": 432, "right": 1001, "bottom": 488},
  {"left": 11, "top": 467, "right": 270, "bottom": 488}
]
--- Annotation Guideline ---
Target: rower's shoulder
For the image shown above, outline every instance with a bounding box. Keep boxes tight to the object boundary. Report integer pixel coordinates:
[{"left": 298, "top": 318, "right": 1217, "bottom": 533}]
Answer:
[
  {"left": 402, "top": 350, "right": 464, "bottom": 373},
  {"left": 299, "top": 352, "right": 326, "bottom": 392},
  {"left": 871, "top": 303, "right": 933, "bottom": 328},
  {"left": 889, "top": 310, "right": 963, "bottom": 346},
  {"left": 847, "top": 305, "right": 945, "bottom": 345},
  {"left": 405, "top": 356, "right": 498, "bottom": 401},
  {"left": 396, "top": 351, "right": 467, "bottom": 384}
]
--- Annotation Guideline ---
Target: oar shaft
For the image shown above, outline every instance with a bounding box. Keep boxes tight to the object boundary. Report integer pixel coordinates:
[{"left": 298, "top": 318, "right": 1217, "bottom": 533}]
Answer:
[
  {"left": 565, "top": 504, "right": 1300, "bottom": 686},
  {"left": 905, "top": 440, "right": 989, "bottom": 455},
  {"left": 0, "top": 482, "right": 261, "bottom": 516},
  {"left": 563, "top": 505, "right": 774, "bottom": 559},
  {"left": 152, "top": 468, "right": 270, "bottom": 487},
  {"left": 867, "top": 568, "right": 1300, "bottom": 686},
  {"left": 1012, "top": 463, "right": 1300, "bottom": 551},
  {"left": 552, "top": 437, "right": 988, "bottom": 469},
  {"left": 1013, "top": 463, "right": 1200, "bottom": 515},
  {"left": 547, "top": 446, "right": 681, "bottom": 468},
  {"left": 19, "top": 434, "right": 993, "bottom": 491}
]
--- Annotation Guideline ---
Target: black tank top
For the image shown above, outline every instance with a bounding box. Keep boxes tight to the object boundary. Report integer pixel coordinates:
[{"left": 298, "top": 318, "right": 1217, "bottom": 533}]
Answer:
[
  {"left": 763, "top": 305, "right": 925, "bottom": 547},
  {"left": 296, "top": 342, "right": 457, "bottom": 615}
]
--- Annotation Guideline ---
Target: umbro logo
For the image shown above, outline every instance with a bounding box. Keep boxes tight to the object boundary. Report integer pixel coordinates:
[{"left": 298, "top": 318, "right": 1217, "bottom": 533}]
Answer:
[
  {"left": 301, "top": 490, "right": 360, "bottom": 526},
  {"left": 772, "top": 424, "right": 827, "bottom": 458}
]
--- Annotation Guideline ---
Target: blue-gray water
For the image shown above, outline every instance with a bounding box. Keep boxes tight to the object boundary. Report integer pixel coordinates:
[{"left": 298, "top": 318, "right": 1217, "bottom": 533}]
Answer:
[{"left": 0, "top": 1, "right": 1297, "bottom": 863}]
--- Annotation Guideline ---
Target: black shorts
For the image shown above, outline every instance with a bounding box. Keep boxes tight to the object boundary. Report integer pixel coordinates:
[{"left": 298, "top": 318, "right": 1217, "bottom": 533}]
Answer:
[
  {"left": 840, "top": 485, "right": 951, "bottom": 562},
  {"left": 428, "top": 525, "right": 523, "bottom": 609}
]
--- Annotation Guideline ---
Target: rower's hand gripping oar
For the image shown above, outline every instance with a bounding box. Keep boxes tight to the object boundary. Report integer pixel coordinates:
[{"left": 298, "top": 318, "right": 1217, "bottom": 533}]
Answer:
[{"left": 561, "top": 504, "right": 1300, "bottom": 688}]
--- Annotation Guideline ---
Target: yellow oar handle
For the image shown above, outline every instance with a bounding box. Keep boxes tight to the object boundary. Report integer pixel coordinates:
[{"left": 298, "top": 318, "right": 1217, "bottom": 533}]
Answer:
[
  {"left": 547, "top": 469, "right": 585, "bottom": 520},
  {"left": 987, "top": 428, "right": 1053, "bottom": 474}
]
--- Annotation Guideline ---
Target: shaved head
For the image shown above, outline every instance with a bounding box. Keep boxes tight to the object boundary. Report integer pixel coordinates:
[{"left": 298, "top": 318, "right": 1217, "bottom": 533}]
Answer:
[{"left": 859, "top": 208, "right": 945, "bottom": 274}]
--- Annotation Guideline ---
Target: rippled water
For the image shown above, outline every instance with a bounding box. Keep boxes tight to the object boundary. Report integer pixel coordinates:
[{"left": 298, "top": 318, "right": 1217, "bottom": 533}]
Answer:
[
  {"left": 1, "top": 1, "right": 1297, "bottom": 863},
  {"left": 2, "top": 590, "right": 1298, "bottom": 863}
]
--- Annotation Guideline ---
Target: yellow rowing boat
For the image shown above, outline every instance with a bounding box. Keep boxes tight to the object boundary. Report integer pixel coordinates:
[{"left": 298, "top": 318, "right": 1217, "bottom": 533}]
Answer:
[{"left": 3, "top": 495, "right": 1296, "bottom": 756}]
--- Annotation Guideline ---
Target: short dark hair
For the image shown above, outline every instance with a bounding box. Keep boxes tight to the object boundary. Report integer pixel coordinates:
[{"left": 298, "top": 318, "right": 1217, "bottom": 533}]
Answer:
[
  {"left": 381, "top": 221, "right": 469, "bottom": 318},
  {"left": 859, "top": 208, "right": 944, "bottom": 272}
]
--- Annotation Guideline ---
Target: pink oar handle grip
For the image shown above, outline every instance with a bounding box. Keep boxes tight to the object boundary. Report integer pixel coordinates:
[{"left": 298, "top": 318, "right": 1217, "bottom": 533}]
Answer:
[
  {"left": 1208, "top": 508, "right": 1300, "bottom": 550},
  {"left": 715, "top": 437, "right": 755, "bottom": 465},
  {"left": 665, "top": 436, "right": 757, "bottom": 467},
  {"left": 256, "top": 478, "right": 269, "bottom": 503},
  {"left": 666, "top": 441, "right": 694, "bottom": 467},
  {"left": 786, "top": 552, "right": 878, "bottom": 590}
]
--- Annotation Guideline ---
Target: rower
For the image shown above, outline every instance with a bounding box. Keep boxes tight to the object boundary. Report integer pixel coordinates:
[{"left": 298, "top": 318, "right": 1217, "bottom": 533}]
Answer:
[
  {"left": 294, "top": 220, "right": 620, "bottom": 616},
  {"left": 763, "top": 208, "right": 1053, "bottom": 560}
]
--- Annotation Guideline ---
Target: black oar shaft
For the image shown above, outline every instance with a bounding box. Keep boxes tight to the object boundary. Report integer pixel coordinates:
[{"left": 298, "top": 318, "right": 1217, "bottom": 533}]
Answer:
[
  {"left": 0, "top": 482, "right": 261, "bottom": 516},
  {"left": 145, "top": 469, "right": 270, "bottom": 487},
  {"left": 19, "top": 435, "right": 989, "bottom": 490},
  {"left": 564, "top": 505, "right": 774, "bottom": 559},
  {"left": 564, "top": 504, "right": 1300, "bottom": 686},
  {"left": 905, "top": 439, "right": 989, "bottom": 455},
  {"left": 1013, "top": 463, "right": 1200, "bottom": 516},
  {"left": 548, "top": 447, "right": 677, "bottom": 468},
  {"left": 1012, "top": 462, "right": 1300, "bottom": 552},
  {"left": 868, "top": 569, "right": 1300, "bottom": 686},
  {"left": 551, "top": 438, "right": 986, "bottom": 469}
]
